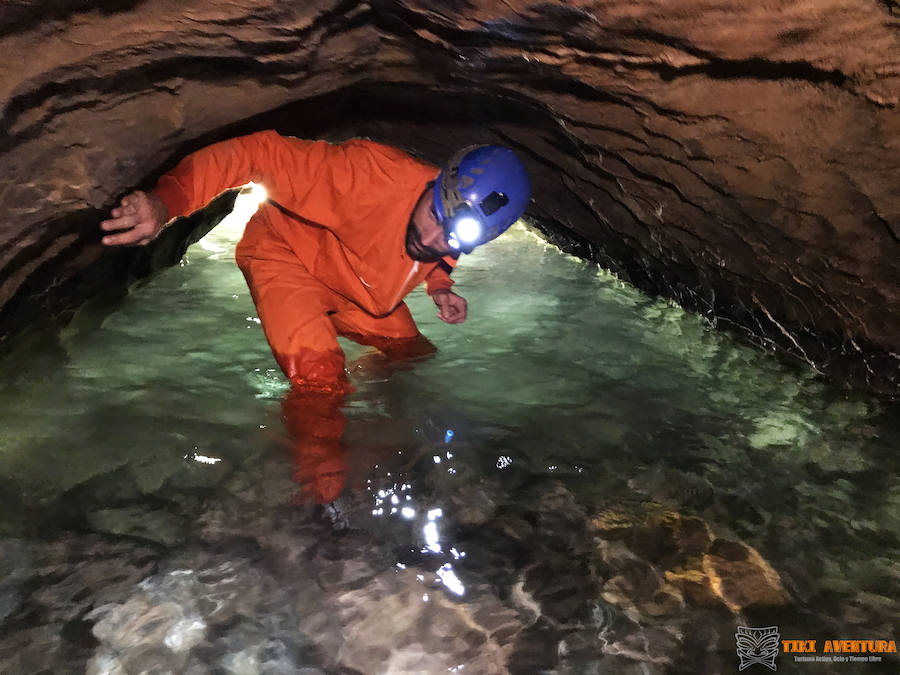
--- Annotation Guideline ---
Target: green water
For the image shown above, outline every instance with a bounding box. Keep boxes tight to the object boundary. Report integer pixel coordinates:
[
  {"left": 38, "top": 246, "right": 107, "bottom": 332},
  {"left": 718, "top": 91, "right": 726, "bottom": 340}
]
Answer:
[{"left": 0, "top": 216, "right": 897, "bottom": 674}]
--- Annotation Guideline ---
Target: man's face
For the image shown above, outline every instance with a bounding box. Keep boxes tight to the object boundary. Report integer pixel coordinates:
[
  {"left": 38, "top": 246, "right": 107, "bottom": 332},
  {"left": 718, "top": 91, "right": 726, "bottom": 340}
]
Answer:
[{"left": 405, "top": 186, "right": 457, "bottom": 262}]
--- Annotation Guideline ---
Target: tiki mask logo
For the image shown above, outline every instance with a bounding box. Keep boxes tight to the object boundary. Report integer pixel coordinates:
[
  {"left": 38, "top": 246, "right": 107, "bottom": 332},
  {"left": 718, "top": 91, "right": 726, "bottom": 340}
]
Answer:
[{"left": 736, "top": 626, "right": 780, "bottom": 671}]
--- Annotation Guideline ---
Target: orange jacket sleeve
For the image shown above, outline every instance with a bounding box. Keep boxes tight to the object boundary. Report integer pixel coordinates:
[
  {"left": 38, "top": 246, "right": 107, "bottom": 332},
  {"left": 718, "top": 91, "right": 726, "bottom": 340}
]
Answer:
[
  {"left": 425, "top": 258, "right": 456, "bottom": 296},
  {"left": 154, "top": 130, "right": 278, "bottom": 219},
  {"left": 152, "top": 130, "right": 365, "bottom": 222}
]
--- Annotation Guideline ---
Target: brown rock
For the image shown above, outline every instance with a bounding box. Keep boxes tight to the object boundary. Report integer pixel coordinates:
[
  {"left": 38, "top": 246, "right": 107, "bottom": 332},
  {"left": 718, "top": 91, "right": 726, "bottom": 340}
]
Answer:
[
  {"left": 625, "top": 511, "right": 713, "bottom": 570},
  {"left": 702, "top": 538, "right": 790, "bottom": 612},
  {"left": 594, "top": 506, "right": 789, "bottom": 615},
  {"left": 593, "top": 506, "right": 713, "bottom": 569},
  {"left": 636, "top": 582, "right": 685, "bottom": 617},
  {"left": 663, "top": 568, "right": 719, "bottom": 607}
]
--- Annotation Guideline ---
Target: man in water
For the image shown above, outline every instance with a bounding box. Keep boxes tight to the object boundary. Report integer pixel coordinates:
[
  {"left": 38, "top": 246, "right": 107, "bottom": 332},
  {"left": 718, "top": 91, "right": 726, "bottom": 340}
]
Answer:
[{"left": 101, "top": 130, "right": 530, "bottom": 502}]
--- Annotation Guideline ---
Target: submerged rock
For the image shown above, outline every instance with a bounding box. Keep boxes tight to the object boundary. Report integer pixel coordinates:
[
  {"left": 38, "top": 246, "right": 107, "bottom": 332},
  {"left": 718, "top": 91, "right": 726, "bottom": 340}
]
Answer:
[
  {"left": 0, "top": 538, "right": 33, "bottom": 622},
  {"left": 329, "top": 569, "right": 522, "bottom": 673},
  {"left": 627, "top": 465, "right": 716, "bottom": 510},
  {"left": 87, "top": 598, "right": 206, "bottom": 674},
  {"left": 593, "top": 505, "right": 713, "bottom": 568},
  {"left": 702, "top": 539, "right": 790, "bottom": 612},
  {"left": 86, "top": 505, "right": 188, "bottom": 547},
  {"left": 447, "top": 479, "right": 499, "bottom": 527},
  {"left": 663, "top": 568, "right": 720, "bottom": 607},
  {"left": 589, "top": 500, "right": 791, "bottom": 670},
  {"left": 0, "top": 534, "right": 158, "bottom": 673},
  {"left": 84, "top": 554, "right": 325, "bottom": 674}
]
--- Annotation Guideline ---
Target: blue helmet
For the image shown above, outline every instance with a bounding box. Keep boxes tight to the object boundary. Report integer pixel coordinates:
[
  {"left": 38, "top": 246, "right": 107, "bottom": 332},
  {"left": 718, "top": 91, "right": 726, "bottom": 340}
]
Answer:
[{"left": 433, "top": 145, "right": 530, "bottom": 254}]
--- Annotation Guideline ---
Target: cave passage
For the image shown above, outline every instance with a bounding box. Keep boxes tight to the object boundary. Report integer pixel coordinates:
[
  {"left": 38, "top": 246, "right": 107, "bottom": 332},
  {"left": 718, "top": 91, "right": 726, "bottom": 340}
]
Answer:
[{"left": 0, "top": 210, "right": 898, "bottom": 672}]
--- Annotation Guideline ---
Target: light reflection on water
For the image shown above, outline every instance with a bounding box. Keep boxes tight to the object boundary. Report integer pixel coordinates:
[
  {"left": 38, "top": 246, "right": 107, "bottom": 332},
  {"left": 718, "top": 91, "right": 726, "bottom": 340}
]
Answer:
[{"left": 0, "top": 214, "right": 898, "bottom": 674}]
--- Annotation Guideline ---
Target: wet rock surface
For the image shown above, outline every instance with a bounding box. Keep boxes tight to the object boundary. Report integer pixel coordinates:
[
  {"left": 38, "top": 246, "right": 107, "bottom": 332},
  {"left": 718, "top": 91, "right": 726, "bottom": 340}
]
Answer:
[
  {"left": 1, "top": 446, "right": 898, "bottom": 673},
  {"left": 0, "top": 534, "right": 159, "bottom": 674},
  {"left": 1, "top": 0, "right": 899, "bottom": 393}
]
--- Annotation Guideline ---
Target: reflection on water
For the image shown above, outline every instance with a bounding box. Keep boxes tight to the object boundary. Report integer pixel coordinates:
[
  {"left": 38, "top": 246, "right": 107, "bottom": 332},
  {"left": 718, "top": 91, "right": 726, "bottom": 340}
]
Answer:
[{"left": 1, "top": 217, "right": 898, "bottom": 674}]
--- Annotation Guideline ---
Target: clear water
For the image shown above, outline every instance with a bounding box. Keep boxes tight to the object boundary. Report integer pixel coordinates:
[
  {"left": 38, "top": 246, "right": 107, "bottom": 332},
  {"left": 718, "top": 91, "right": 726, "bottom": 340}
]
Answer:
[{"left": 1, "top": 210, "right": 897, "bottom": 674}]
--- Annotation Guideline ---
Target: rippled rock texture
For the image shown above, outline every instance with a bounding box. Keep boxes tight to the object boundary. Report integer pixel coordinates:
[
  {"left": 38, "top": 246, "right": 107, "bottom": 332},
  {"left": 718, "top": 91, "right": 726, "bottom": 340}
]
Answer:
[{"left": 2, "top": 0, "right": 899, "bottom": 392}]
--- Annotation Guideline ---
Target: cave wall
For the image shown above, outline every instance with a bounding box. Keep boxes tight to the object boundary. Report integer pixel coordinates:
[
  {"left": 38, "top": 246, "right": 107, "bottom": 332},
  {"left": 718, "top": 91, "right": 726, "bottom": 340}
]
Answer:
[{"left": 1, "top": 0, "right": 898, "bottom": 394}]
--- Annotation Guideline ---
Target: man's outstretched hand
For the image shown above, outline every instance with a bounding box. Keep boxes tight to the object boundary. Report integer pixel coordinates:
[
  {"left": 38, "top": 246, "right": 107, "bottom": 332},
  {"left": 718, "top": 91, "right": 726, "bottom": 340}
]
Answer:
[
  {"left": 433, "top": 289, "right": 467, "bottom": 324},
  {"left": 100, "top": 190, "right": 169, "bottom": 246}
]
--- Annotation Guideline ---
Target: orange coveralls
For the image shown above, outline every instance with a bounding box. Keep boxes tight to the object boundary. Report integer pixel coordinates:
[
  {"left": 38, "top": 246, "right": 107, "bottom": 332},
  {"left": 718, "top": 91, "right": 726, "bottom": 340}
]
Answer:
[
  {"left": 153, "top": 129, "right": 457, "bottom": 389},
  {"left": 152, "top": 130, "right": 458, "bottom": 501}
]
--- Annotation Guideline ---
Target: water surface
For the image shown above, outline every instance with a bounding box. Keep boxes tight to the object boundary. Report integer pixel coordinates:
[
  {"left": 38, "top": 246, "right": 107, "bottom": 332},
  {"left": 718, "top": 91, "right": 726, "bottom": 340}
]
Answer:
[{"left": 1, "top": 211, "right": 897, "bottom": 674}]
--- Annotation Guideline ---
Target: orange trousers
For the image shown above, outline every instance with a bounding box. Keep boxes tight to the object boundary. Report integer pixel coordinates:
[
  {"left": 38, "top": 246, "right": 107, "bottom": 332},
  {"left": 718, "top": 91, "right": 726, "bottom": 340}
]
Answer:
[
  {"left": 236, "top": 210, "right": 435, "bottom": 503},
  {"left": 235, "top": 209, "right": 429, "bottom": 390}
]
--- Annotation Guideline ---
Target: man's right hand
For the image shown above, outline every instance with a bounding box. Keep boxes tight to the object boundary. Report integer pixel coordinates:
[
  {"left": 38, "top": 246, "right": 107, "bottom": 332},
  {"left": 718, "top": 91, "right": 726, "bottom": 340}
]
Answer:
[{"left": 100, "top": 190, "right": 169, "bottom": 246}]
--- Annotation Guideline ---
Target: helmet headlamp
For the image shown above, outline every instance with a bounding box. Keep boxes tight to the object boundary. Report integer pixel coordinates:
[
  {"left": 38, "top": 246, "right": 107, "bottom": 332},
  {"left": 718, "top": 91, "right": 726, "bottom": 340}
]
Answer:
[
  {"left": 454, "top": 216, "right": 482, "bottom": 243},
  {"left": 433, "top": 144, "right": 531, "bottom": 254},
  {"left": 438, "top": 202, "right": 486, "bottom": 254}
]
